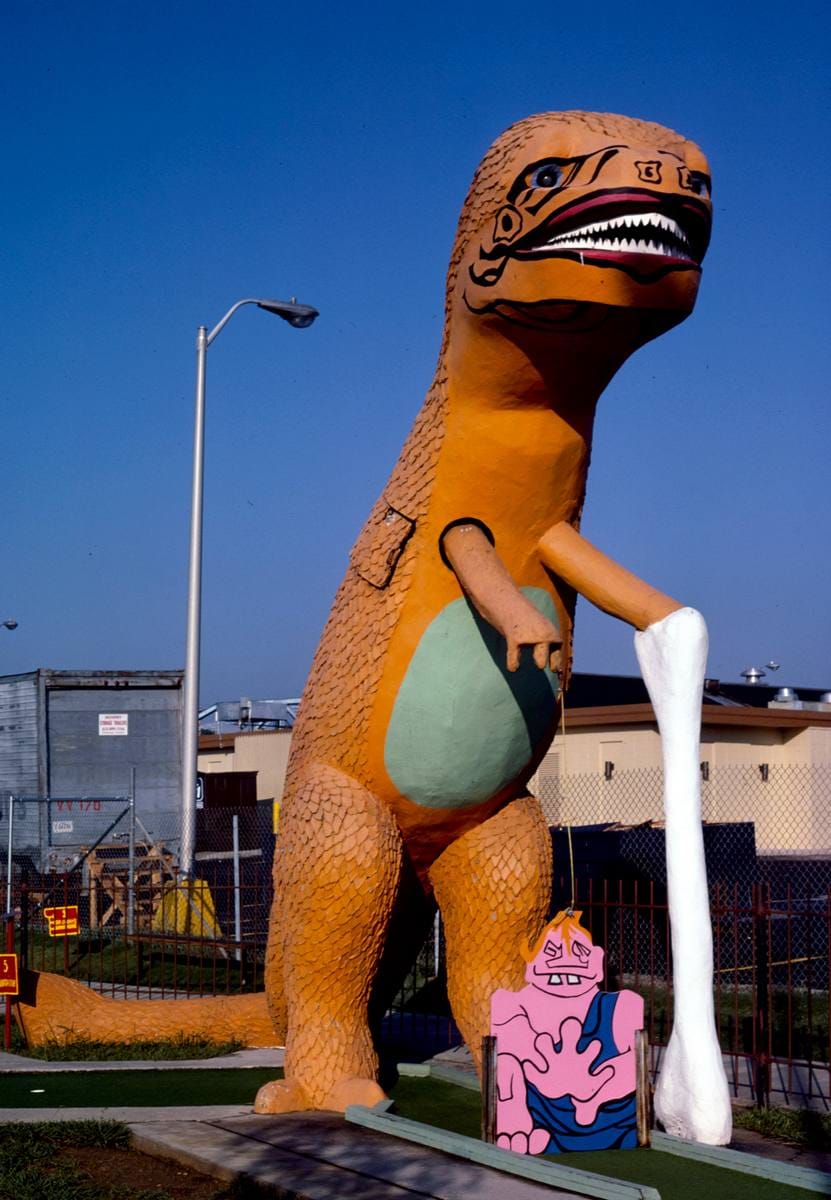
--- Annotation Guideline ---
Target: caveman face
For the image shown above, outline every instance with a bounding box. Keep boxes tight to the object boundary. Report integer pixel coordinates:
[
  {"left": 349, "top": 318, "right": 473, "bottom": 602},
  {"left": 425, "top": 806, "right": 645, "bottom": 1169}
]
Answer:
[
  {"left": 525, "top": 926, "right": 605, "bottom": 999},
  {"left": 459, "top": 113, "right": 712, "bottom": 329}
]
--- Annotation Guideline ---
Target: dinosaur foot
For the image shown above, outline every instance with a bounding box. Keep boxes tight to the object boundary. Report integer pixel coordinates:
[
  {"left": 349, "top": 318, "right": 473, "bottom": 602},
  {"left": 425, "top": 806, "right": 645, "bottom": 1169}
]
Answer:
[
  {"left": 253, "top": 1075, "right": 387, "bottom": 1115},
  {"left": 253, "top": 1078, "right": 313, "bottom": 1114},
  {"left": 322, "top": 1076, "right": 388, "bottom": 1112}
]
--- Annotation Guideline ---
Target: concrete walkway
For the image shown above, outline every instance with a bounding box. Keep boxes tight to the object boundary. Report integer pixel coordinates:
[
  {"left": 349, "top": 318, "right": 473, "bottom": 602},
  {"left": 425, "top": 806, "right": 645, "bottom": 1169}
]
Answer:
[
  {"left": 131, "top": 1113, "right": 579, "bottom": 1200},
  {"left": 0, "top": 1046, "right": 284, "bottom": 1072}
]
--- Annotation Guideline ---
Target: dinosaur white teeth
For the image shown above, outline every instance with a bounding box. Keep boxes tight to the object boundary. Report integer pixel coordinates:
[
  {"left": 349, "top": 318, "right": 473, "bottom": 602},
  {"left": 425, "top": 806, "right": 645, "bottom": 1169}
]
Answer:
[
  {"left": 566, "top": 974, "right": 580, "bottom": 984},
  {"left": 542, "top": 209, "right": 691, "bottom": 257},
  {"left": 549, "top": 973, "right": 562, "bottom": 985}
]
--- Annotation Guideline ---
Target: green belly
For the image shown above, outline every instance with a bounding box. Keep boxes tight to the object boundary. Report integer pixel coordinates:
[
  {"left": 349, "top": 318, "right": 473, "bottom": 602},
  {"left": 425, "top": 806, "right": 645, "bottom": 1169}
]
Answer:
[{"left": 384, "top": 587, "right": 560, "bottom": 809}]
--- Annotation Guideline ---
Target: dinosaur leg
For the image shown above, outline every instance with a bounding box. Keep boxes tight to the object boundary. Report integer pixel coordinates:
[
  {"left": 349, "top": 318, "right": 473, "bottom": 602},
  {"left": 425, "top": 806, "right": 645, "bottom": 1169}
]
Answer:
[
  {"left": 254, "top": 762, "right": 402, "bottom": 1114},
  {"left": 262, "top": 882, "right": 287, "bottom": 1044},
  {"left": 429, "top": 795, "right": 551, "bottom": 1074}
]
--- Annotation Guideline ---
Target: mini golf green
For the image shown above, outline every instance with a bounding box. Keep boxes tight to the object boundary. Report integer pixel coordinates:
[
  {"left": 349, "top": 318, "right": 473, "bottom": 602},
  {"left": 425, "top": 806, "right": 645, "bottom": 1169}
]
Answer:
[
  {"left": 0, "top": 1068, "right": 282, "bottom": 1107},
  {"left": 389, "top": 1077, "right": 820, "bottom": 1200}
]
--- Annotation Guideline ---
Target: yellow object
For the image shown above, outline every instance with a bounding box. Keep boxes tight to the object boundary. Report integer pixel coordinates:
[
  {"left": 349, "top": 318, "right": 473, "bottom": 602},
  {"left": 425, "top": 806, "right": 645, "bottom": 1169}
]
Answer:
[{"left": 152, "top": 879, "right": 223, "bottom": 940}]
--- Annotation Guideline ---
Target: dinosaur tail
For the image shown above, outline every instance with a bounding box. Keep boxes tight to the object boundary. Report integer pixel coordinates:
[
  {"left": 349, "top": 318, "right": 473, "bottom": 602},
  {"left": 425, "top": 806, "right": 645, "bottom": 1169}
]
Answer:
[{"left": 16, "top": 968, "right": 281, "bottom": 1048}]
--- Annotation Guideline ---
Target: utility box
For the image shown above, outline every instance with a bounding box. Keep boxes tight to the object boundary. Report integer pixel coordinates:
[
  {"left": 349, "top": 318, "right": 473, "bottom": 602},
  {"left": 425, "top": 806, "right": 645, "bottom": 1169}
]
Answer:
[{"left": 0, "top": 669, "right": 183, "bottom": 867}]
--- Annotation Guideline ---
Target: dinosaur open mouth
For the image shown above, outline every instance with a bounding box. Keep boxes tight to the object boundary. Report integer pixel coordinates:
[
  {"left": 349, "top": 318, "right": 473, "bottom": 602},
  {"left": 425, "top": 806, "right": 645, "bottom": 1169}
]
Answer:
[{"left": 511, "top": 188, "right": 711, "bottom": 278}]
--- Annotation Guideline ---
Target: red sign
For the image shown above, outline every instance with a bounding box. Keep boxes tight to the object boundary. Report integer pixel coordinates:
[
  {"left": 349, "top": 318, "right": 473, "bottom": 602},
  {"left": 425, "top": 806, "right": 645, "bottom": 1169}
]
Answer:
[
  {"left": 0, "top": 953, "right": 19, "bottom": 996},
  {"left": 43, "top": 905, "right": 80, "bottom": 937}
]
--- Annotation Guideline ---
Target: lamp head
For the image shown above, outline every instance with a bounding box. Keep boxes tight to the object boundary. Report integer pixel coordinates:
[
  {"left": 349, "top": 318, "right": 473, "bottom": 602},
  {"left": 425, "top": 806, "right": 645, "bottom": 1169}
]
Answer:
[{"left": 256, "top": 299, "right": 319, "bottom": 329}]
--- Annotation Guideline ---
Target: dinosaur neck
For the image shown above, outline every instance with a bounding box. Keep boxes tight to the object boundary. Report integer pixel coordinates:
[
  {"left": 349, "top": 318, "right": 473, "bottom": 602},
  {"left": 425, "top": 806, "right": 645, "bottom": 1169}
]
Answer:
[{"left": 444, "top": 305, "right": 652, "bottom": 439}]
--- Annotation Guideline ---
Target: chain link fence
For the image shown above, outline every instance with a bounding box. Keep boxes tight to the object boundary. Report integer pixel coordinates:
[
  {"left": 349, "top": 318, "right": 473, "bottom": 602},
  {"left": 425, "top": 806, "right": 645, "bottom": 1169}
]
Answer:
[
  {"left": 2, "top": 795, "right": 275, "bottom": 996},
  {"left": 539, "top": 763, "right": 830, "bottom": 1108},
  {"left": 2, "top": 768, "right": 829, "bottom": 1106},
  {"left": 537, "top": 762, "right": 831, "bottom": 897}
]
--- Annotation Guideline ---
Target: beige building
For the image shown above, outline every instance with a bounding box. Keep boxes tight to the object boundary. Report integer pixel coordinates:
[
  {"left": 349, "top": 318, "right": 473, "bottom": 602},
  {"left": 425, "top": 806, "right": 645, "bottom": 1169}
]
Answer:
[
  {"left": 197, "top": 683, "right": 831, "bottom": 855},
  {"left": 198, "top": 729, "right": 293, "bottom": 829},
  {"left": 530, "top": 700, "right": 831, "bottom": 855}
]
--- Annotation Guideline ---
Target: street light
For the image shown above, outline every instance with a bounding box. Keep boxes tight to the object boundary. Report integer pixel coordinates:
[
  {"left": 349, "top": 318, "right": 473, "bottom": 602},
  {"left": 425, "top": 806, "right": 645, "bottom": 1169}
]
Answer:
[{"left": 180, "top": 297, "right": 319, "bottom": 878}]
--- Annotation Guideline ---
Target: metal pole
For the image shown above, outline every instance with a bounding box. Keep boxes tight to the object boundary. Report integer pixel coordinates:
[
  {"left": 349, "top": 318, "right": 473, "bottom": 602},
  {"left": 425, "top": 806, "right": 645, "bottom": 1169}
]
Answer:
[
  {"left": 5, "top": 795, "right": 14, "bottom": 915},
  {"left": 232, "top": 813, "right": 241, "bottom": 962},
  {"left": 180, "top": 325, "right": 207, "bottom": 879},
  {"left": 20, "top": 875, "right": 29, "bottom": 970},
  {"left": 127, "top": 768, "right": 136, "bottom": 935},
  {"left": 4, "top": 914, "right": 13, "bottom": 1051}
]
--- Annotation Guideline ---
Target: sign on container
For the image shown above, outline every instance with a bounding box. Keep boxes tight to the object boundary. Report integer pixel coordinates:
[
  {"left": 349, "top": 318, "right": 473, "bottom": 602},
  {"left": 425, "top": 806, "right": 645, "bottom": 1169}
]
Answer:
[{"left": 99, "top": 713, "right": 128, "bottom": 736}]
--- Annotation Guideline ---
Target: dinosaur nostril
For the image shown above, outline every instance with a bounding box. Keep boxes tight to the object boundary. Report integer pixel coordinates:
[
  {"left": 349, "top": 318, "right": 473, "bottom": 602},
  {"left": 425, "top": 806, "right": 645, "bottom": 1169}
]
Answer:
[{"left": 492, "top": 205, "right": 523, "bottom": 244}]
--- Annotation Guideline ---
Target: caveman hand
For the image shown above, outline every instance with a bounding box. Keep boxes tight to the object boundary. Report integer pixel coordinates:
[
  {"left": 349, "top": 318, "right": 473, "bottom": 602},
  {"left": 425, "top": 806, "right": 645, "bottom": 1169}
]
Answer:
[
  {"left": 524, "top": 1018, "right": 615, "bottom": 1125},
  {"left": 496, "top": 1052, "right": 550, "bottom": 1155}
]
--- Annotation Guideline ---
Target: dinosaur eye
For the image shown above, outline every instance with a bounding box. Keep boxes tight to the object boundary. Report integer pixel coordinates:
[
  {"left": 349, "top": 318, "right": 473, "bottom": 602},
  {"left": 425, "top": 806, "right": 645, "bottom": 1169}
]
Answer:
[
  {"left": 678, "top": 166, "right": 711, "bottom": 198},
  {"left": 530, "top": 163, "right": 563, "bottom": 189}
]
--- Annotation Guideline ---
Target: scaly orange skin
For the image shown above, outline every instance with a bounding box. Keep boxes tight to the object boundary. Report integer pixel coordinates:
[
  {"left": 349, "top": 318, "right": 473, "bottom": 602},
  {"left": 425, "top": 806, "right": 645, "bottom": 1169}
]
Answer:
[{"left": 259, "top": 111, "right": 712, "bottom": 1113}]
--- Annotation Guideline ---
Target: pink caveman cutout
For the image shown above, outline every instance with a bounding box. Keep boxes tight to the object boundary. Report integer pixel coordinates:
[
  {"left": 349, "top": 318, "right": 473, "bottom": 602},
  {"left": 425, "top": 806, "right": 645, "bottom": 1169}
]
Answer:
[{"left": 490, "top": 909, "right": 644, "bottom": 1155}]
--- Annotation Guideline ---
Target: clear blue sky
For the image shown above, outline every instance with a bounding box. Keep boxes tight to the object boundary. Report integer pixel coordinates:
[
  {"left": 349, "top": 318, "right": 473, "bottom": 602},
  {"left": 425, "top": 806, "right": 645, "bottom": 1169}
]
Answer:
[{"left": 3, "top": 1, "right": 829, "bottom": 702}]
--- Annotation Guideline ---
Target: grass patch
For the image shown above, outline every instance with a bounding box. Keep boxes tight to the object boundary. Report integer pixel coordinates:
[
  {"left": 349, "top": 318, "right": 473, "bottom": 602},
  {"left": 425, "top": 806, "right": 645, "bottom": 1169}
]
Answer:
[
  {"left": 733, "top": 1103, "right": 831, "bottom": 1150},
  {"left": 0, "top": 1120, "right": 142, "bottom": 1200},
  {"left": 0, "top": 1068, "right": 283, "bottom": 1108},
  {"left": 13, "top": 1031, "right": 245, "bottom": 1062},
  {"left": 0, "top": 1120, "right": 268, "bottom": 1199}
]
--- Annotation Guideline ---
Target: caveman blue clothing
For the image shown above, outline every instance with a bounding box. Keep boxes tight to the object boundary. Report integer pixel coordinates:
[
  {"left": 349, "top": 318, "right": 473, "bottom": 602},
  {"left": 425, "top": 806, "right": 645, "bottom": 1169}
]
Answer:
[{"left": 525, "top": 991, "right": 638, "bottom": 1154}]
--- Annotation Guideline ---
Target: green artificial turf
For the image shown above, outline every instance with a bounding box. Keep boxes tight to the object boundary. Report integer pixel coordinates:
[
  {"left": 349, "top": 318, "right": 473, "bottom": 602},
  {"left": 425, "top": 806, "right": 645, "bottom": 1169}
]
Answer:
[
  {"left": 391, "top": 1076, "right": 482, "bottom": 1138},
  {"left": 0, "top": 1068, "right": 282, "bottom": 1108},
  {"left": 551, "top": 1147, "right": 816, "bottom": 1200}
]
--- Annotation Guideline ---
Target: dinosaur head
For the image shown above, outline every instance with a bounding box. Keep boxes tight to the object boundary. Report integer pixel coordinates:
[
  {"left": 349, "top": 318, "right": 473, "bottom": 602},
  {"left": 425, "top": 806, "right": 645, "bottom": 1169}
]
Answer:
[{"left": 451, "top": 111, "right": 712, "bottom": 333}]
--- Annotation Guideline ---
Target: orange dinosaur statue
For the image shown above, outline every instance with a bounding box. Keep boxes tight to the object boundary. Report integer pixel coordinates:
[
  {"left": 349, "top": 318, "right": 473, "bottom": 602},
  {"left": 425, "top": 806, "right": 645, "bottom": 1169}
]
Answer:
[{"left": 19, "top": 111, "right": 731, "bottom": 1143}]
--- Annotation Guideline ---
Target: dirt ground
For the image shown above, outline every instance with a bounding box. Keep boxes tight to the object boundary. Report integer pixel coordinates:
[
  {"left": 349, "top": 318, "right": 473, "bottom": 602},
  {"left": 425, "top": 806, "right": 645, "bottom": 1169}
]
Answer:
[{"left": 62, "top": 1144, "right": 229, "bottom": 1199}]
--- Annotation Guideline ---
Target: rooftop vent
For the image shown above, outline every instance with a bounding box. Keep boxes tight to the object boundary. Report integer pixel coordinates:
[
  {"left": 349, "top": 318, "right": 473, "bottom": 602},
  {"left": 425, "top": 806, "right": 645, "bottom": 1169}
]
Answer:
[{"left": 740, "top": 667, "right": 766, "bottom": 684}]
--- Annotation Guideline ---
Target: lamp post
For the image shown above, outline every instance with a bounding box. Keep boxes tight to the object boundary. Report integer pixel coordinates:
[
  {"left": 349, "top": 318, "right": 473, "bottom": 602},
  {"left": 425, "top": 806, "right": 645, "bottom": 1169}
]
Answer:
[{"left": 180, "top": 297, "right": 319, "bottom": 878}]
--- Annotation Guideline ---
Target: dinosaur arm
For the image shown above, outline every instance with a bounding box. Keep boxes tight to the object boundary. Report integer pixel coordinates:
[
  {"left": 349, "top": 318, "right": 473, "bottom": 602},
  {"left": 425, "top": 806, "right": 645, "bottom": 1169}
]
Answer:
[
  {"left": 442, "top": 523, "right": 561, "bottom": 671},
  {"left": 537, "top": 522, "right": 681, "bottom": 631}
]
